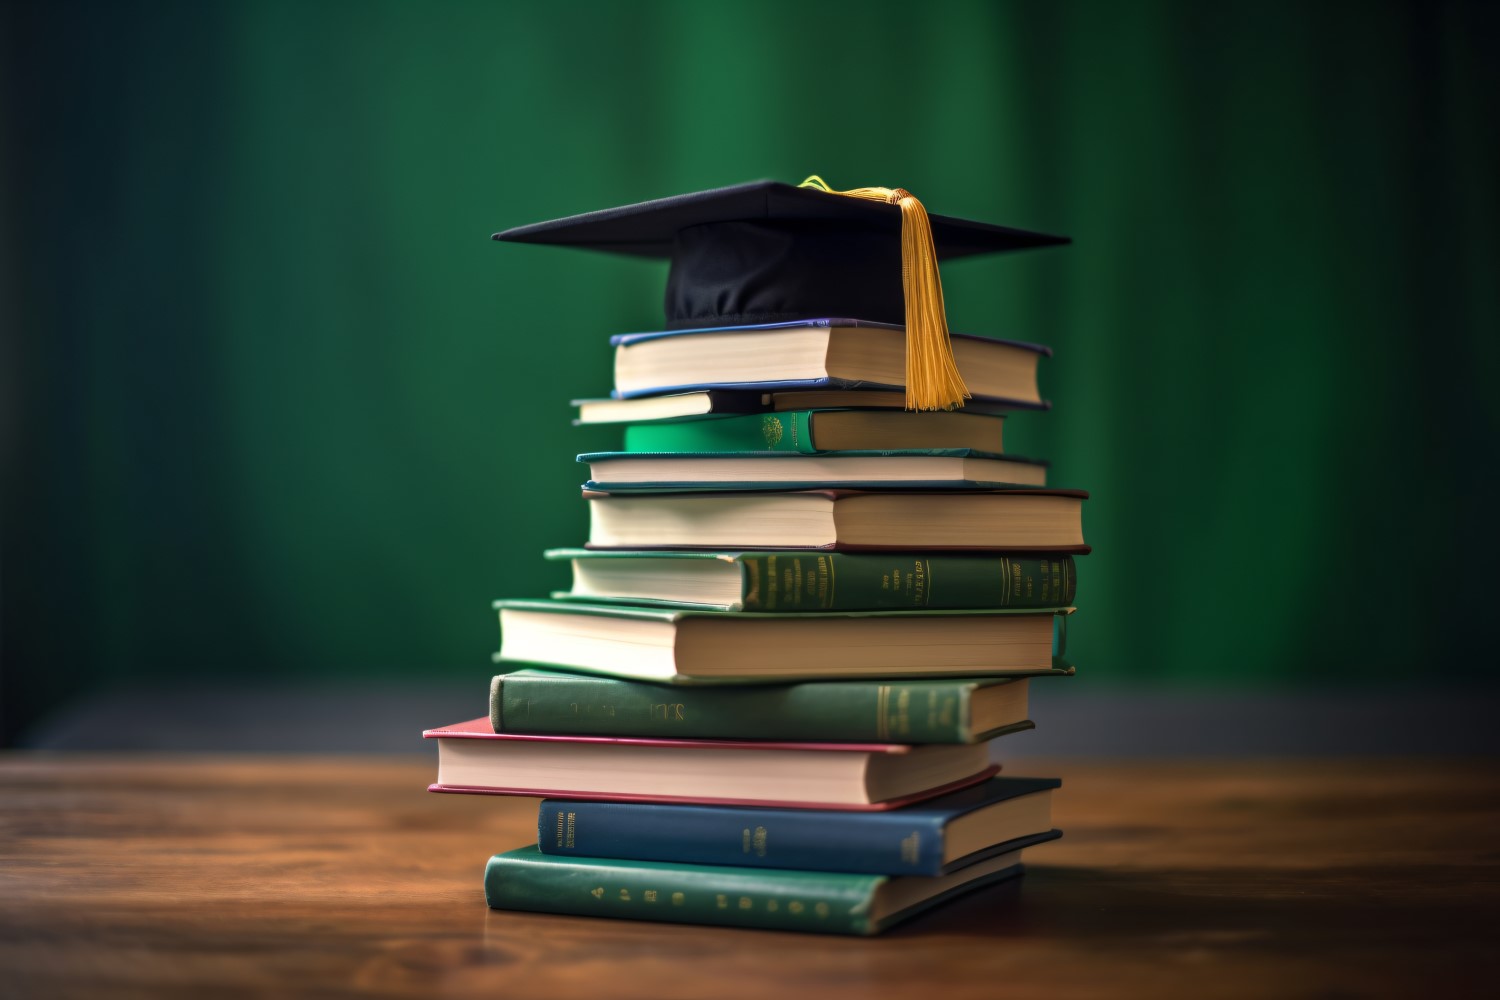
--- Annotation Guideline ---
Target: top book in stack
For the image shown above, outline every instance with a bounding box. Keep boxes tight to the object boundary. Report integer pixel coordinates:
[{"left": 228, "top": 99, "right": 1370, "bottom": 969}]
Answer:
[{"left": 494, "top": 178, "right": 1069, "bottom": 414}]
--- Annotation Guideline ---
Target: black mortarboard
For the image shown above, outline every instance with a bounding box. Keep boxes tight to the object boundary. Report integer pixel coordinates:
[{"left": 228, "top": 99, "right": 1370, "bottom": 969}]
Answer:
[{"left": 494, "top": 178, "right": 1068, "bottom": 410}]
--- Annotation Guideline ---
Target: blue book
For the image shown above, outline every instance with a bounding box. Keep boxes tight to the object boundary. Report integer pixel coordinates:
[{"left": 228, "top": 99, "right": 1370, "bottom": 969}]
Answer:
[
  {"left": 609, "top": 318, "right": 1052, "bottom": 410},
  {"left": 578, "top": 448, "right": 1050, "bottom": 492},
  {"left": 537, "top": 777, "right": 1061, "bottom": 876}
]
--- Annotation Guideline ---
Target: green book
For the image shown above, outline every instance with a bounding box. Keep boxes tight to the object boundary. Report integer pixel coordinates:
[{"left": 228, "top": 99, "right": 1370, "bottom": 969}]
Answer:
[
  {"left": 546, "top": 548, "right": 1076, "bottom": 612},
  {"left": 623, "top": 409, "right": 1006, "bottom": 455},
  {"left": 494, "top": 599, "right": 1075, "bottom": 683},
  {"left": 491, "top": 668, "right": 1070, "bottom": 742},
  {"left": 484, "top": 845, "right": 1026, "bottom": 935}
]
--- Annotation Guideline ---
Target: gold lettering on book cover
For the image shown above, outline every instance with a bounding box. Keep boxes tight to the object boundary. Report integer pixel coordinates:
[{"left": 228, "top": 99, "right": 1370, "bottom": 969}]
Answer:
[
  {"left": 901, "top": 832, "right": 921, "bottom": 863},
  {"left": 761, "top": 414, "right": 784, "bottom": 447},
  {"left": 742, "top": 828, "right": 751, "bottom": 853},
  {"left": 753, "top": 826, "right": 768, "bottom": 856},
  {"left": 744, "top": 557, "right": 761, "bottom": 607},
  {"left": 716, "top": 894, "right": 728, "bottom": 909},
  {"left": 894, "top": 688, "right": 911, "bottom": 738},
  {"left": 738, "top": 896, "right": 753, "bottom": 910},
  {"left": 671, "top": 892, "right": 685, "bottom": 905},
  {"left": 788, "top": 901, "right": 804, "bottom": 914},
  {"left": 815, "top": 902, "right": 830, "bottom": 918},
  {"left": 766, "top": 899, "right": 779, "bottom": 912},
  {"left": 618, "top": 889, "right": 631, "bottom": 901},
  {"left": 590, "top": 887, "right": 604, "bottom": 899},
  {"left": 555, "top": 812, "right": 565, "bottom": 847},
  {"left": 644, "top": 890, "right": 658, "bottom": 903},
  {"left": 565, "top": 812, "right": 575, "bottom": 848}
]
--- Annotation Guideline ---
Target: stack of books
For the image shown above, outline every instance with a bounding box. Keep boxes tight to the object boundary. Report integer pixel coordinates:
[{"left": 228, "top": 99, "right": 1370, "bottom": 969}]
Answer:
[{"left": 425, "top": 180, "right": 1087, "bottom": 935}]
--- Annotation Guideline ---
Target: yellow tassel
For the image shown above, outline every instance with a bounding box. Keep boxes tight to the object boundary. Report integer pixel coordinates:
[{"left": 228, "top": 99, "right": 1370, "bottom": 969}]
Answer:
[{"left": 798, "top": 175, "right": 970, "bottom": 411}]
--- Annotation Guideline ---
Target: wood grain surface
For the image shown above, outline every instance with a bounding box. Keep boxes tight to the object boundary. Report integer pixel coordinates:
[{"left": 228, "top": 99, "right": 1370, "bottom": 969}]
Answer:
[{"left": 1, "top": 754, "right": 1495, "bottom": 999}]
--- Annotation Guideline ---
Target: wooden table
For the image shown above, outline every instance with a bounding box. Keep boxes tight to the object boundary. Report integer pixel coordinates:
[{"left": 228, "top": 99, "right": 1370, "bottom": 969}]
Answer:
[{"left": 1, "top": 755, "right": 1495, "bottom": 998}]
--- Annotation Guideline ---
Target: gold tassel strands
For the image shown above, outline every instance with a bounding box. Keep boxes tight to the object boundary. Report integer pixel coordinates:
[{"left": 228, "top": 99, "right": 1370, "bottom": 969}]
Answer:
[{"left": 797, "top": 175, "right": 971, "bottom": 411}]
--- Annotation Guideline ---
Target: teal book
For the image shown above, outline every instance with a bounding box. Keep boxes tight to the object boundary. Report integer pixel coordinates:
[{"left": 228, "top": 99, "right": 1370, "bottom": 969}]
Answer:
[
  {"left": 546, "top": 548, "right": 1076, "bottom": 612},
  {"left": 622, "top": 409, "right": 1006, "bottom": 455},
  {"left": 580, "top": 448, "right": 1048, "bottom": 491},
  {"left": 484, "top": 845, "right": 1027, "bottom": 935},
  {"left": 490, "top": 668, "right": 1069, "bottom": 742},
  {"left": 494, "top": 599, "right": 1075, "bottom": 683}
]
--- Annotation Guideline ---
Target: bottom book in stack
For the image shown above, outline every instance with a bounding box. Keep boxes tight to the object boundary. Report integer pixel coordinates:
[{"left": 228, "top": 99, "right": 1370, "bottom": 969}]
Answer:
[{"left": 426, "top": 682, "right": 1063, "bottom": 936}]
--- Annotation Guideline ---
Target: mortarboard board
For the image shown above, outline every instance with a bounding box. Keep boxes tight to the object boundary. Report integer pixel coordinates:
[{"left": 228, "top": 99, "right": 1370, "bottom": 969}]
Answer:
[{"left": 494, "top": 177, "right": 1069, "bottom": 410}]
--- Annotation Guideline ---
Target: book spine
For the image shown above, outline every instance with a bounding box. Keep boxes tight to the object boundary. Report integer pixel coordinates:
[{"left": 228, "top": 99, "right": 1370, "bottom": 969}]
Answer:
[
  {"left": 485, "top": 849, "right": 883, "bottom": 934},
  {"left": 623, "top": 411, "right": 818, "bottom": 454},
  {"left": 740, "top": 552, "right": 1076, "bottom": 611},
  {"left": 493, "top": 672, "right": 993, "bottom": 743},
  {"left": 538, "top": 800, "right": 949, "bottom": 875}
]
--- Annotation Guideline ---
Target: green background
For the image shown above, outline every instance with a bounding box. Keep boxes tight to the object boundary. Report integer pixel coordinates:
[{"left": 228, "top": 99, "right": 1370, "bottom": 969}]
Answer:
[{"left": 3, "top": 0, "right": 1496, "bottom": 743}]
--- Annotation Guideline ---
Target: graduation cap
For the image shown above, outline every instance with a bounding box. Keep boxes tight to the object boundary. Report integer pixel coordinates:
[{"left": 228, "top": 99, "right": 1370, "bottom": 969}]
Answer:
[{"left": 494, "top": 177, "right": 1068, "bottom": 410}]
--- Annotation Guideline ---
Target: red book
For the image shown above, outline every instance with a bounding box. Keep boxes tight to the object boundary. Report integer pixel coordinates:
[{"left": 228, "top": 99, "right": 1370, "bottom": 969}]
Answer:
[{"left": 424, "top": 718, "right": 999, "bottom": 811}]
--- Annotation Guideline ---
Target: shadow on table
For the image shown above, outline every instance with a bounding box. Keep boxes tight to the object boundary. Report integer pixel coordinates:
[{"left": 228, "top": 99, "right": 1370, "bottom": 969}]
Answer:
[{"left": 901, "top": 863, "right": 1498, "bottom": 954}]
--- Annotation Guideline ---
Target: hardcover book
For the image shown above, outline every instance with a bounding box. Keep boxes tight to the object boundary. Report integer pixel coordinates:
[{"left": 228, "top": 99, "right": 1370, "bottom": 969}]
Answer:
[
  {"left": 585, "top": 488, "right": 1089, "bottom": 552},
  {"left": 490, "top": 668, "right": 1066, "bottom": 742},
  {"left": 579, "top": 448, "right": 1048, "bottom": 491},
  {"left": 609, "top": 319, "right": 1049, "bottom": 408},
  {"left": 424, "top": 717, "right": 1000, "bottom": 809},
  {"left": 573, "top": 389, "right": 1024, "bottom": 425},
  {"left": 484, "top": 844, "right": 1027, "bottom": 935},
  {"left": 621, "top": 409, "right": 1007, "bottom": 454},
  {"left": 537, "top": 777, "right": 1061, "bottom": 875},
  {"left": 547, "top": 549, "right": 1077, "bottom": 612},
  {"left": 493, "top": 599, "right": 1073, "bottom": 683}
]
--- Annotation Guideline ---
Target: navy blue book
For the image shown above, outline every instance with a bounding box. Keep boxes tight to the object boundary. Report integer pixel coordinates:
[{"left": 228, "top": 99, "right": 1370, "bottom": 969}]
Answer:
[
  {"left": 537, "top": 776, "right": 1061, "bottom": 876},
  {"left": 609, "top": 319, "right": 1052, "bottom": 410}
]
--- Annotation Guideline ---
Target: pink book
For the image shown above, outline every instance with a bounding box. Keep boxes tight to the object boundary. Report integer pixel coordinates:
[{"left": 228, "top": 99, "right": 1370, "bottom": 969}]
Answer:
[{"left": 424, "top": 718, "right": 999, "bottom": 811}]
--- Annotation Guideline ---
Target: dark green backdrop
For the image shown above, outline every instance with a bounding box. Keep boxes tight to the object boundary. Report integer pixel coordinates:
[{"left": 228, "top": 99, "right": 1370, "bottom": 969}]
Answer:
[{"left": 3, "top": 0, "right": 1496, "bottom": 743}]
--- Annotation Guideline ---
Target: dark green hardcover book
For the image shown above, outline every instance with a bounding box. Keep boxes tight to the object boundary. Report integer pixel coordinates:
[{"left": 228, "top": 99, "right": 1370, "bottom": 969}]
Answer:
[
  {"left": 491, "top": 668, "right": 1068, "bottom": 742},
  {"left": 622, "top": 409, "right": 1005, "bottom": 455},
  {"left": 483, "top": 845, "right": 1025, "bottom": 935},
  {"left": 546, "top": 548, "right": 1076, "bottom": 612}
]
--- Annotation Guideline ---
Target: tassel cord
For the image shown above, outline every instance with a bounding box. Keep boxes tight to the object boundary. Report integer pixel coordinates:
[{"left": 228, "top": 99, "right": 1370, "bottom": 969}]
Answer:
[{"left": 799, "top": 175, "right": 970, "bottom": 411}]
